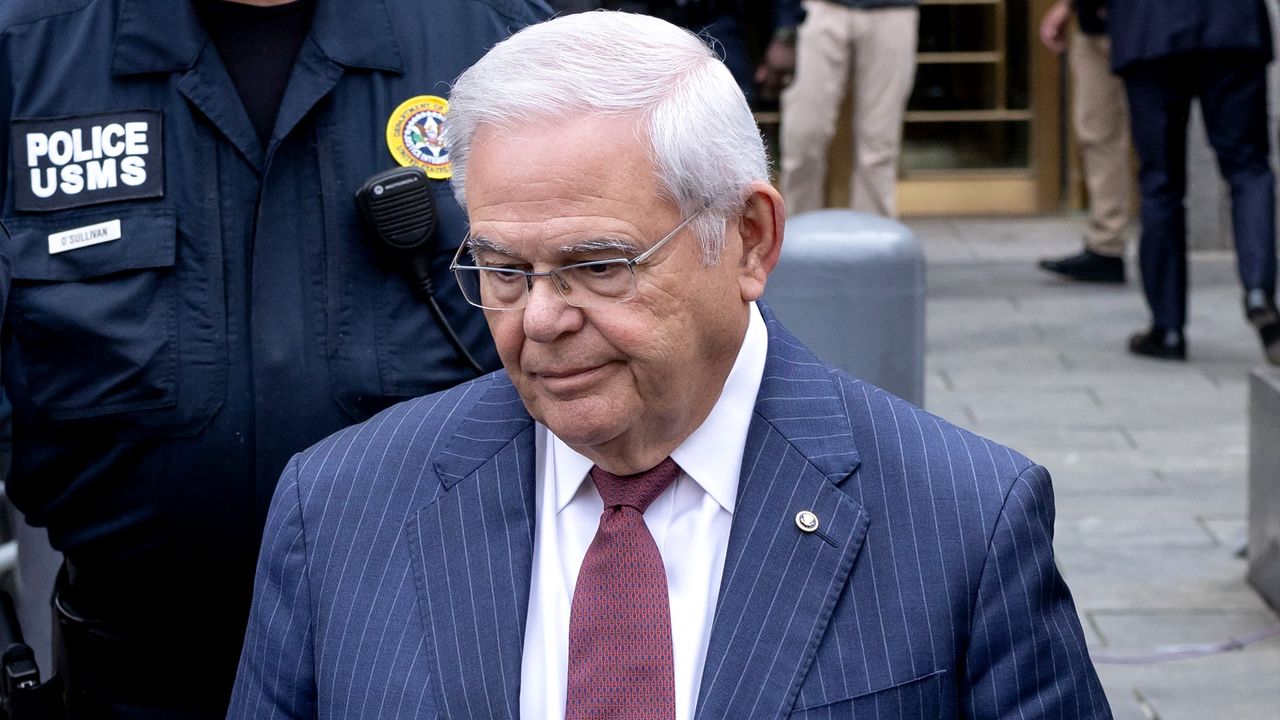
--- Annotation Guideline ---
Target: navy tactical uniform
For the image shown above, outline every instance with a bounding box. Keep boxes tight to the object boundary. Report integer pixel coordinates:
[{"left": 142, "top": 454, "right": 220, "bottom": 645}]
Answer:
[
  {"left": 0, "top": 0, "right": 546, "bottom": 716},
  {"left": 1108, "top": 0, "right": 1277, "bottom": 360}
]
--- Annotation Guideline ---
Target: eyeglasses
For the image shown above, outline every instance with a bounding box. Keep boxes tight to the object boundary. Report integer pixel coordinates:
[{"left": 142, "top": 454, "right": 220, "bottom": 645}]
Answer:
[{"left": 450, "top": 207, "right": 707, "bottom": 311}]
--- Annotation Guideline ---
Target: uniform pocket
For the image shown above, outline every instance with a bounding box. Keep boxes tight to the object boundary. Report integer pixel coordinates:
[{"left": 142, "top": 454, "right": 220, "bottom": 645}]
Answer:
[{"left": 5, "top": 207, "right": 182, "bottom": 422}]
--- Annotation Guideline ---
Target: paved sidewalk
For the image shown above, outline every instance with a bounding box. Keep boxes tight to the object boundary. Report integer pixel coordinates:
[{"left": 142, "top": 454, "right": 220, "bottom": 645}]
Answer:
[{"left": 908, "top": 216, "right": 1280, "bottom": 719}]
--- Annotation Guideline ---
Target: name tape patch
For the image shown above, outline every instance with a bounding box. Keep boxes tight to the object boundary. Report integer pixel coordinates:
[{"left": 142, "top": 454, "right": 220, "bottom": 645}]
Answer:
[
  {"left": 12, "top": 111, "right": 164, "bottom": 212},
  {"left": 48, "top": 219, "right": 121, "bottom": 255}
]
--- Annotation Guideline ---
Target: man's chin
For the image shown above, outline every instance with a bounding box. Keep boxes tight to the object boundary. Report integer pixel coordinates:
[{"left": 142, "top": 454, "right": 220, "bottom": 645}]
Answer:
[{"left": 535, "top": 402, "right": 627, "bottom": 450}]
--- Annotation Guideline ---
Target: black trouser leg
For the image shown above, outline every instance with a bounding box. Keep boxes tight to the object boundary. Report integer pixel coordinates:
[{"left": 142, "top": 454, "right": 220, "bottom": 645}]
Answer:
[
  {"left": 1195, "top": 51, "right": 1277, "bottom": 299},
  {"left": 1124, "top": 57, "right": 1193, "bottom": 330}
]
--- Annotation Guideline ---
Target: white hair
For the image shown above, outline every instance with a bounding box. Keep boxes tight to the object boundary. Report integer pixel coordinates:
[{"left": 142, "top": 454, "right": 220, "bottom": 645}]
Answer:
[{"left": 446, "top": 10, "right": 770, "bottom": 263}]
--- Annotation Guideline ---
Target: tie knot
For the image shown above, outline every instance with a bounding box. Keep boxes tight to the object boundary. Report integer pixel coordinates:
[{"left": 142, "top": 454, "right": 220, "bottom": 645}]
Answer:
[{"left": 590, "top": 457, "right": 680, "bottom": 513}]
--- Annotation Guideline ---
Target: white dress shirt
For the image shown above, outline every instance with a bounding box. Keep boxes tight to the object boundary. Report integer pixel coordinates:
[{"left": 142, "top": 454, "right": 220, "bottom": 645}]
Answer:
[{"left": 520, "top": 302, "right": 768, "bottom": 720}]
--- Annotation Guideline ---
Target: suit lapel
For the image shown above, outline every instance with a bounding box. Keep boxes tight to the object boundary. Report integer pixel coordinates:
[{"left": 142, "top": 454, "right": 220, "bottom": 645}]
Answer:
[
  {"left": 406, "top": 376, "right": 535, "bottom": 720},
  {"left": 695, "top": 307, "right": 870, "bottom": 720}
]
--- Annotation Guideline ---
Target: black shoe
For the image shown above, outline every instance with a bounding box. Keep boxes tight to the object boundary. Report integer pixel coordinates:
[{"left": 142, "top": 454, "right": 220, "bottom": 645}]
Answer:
[
  {"left": 1244, "top": 289, "right": 1280, "bottom": 366},
  {"left": 1128, "top": 327, "right": 1186, "bottom": 361},
  {"left": 1038, "top": 249, "right": 1125, "bottom": 283}
]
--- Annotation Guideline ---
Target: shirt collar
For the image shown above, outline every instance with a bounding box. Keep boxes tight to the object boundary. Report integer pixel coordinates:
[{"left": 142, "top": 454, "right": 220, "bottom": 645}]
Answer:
[{"left": 551, "top": 302, "right": 769, "bottom": 514}]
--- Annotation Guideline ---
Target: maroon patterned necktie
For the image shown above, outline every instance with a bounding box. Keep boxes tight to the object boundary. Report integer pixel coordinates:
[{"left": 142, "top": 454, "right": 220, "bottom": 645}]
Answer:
[{"left": 565, "top": 458, "right": 680, "bottom": 720}]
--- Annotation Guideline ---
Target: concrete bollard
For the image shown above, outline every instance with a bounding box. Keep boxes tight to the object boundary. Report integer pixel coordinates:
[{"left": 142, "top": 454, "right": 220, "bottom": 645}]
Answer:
[
  {"left": 1248, "top": 369, "right": 1280, "bottom": 612},
  {"left": 765, "top": 210, "right": 926, "bottom": 406}
]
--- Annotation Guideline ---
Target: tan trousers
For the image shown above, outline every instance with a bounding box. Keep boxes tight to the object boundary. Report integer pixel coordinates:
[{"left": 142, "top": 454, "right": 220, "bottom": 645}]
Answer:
[
  {"left": 1070, "top": 26, "right": 1133, "bottom": 257},
  {"left": 780, "top": 2, "right": 918, "bottom": 217}
]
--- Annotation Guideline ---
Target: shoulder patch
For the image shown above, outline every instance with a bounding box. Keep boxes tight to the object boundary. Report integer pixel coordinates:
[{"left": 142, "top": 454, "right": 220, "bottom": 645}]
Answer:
[
  {"left": 385, "top": 95, "right": 452, "bottom": 178},
  {"left": 11, "top": 111, "right": 164, "bottom": 212}
]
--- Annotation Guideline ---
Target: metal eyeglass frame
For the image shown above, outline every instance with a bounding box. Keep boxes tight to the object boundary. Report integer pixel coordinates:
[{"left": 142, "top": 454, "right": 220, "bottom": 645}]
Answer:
[{"left": 449, "top": 206, "right": 708, "bottom": 311}]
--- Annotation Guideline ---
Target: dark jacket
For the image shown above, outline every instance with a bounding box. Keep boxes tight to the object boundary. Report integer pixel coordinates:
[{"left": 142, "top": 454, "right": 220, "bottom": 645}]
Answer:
[{"left": 1107, "top": 0, "right": 1273, "bottom": 72}]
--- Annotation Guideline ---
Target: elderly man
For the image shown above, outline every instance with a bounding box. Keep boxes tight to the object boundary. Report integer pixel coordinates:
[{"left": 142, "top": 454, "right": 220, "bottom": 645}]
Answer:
[{"left": 228, "top": 11, "right": 1111, "bottom": 719}]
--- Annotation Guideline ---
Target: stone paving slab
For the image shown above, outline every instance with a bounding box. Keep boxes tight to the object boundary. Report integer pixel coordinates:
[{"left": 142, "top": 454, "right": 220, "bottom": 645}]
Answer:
[
  {"left": 1053, "top": 503, "right": 1223, "bottom": 550},
  {"left": 1040, "top": 457, "right": 1167, "bottom": 498},
  {"left": 1054, "top": 482, "right": 1244, "bottom": 519},
  {"left": 973, "top": 425, "right": 1138, "bottom": 454},
  {"left": 1199, "top": 516, "right": 1249, "bottom": 547},
  {"left": 943, "top": 388, "right": 1101, "bottom": 426},
  {"left": 1088, "top": 382, "right": 1248, "bottom": 415},
  {"left": 1057, "top": 546, "right": 1266, "bottom": 611},
  {"left": 929, "top": 350, "right": 1230, "bottom": 393},
  {"left": 1087, "top": 608, "right": 1280, "bottom": 652},
  {"left": 1094, "top": 654, "right": 1280, "bottom": 720},
  {"left": 1125, "top": 426, "right": 1246, "bottom": 459}
]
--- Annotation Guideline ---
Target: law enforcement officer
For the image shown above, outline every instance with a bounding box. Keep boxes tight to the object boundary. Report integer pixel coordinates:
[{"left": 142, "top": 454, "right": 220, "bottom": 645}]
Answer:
[
  {"left": 0, "top": 0, "right": 548, "bottom": 718},
  {"left": 1108, "top": 0, "right": 1279, "bottom": 363}
]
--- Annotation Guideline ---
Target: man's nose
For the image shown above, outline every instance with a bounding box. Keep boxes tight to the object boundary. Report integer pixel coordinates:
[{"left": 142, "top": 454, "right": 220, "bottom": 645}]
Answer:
[{"left": 522, "top": 273, "right": 582, "bottom": 342}]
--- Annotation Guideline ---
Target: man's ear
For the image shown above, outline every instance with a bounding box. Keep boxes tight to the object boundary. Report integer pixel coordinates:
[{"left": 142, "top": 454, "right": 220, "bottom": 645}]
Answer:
[{"left": 735, "top": 181, "right": 784, "bottom": 302}]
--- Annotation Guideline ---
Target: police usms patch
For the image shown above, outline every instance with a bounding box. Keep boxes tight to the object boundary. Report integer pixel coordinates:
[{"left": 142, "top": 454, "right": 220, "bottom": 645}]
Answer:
[{"left": 12, "top": 110, "right": 164, "bottom": 212}]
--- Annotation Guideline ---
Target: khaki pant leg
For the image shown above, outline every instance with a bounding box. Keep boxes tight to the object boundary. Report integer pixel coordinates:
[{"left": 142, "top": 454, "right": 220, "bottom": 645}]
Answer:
[
  {"left": 848, "top": 6, "right": 918, "bottom": 217},
  {"left": 1070, "top": 26, "right": 1133, "bottom": 256},
  {"left": 780, "top": 1, "right": 854, "bottom": 214}
]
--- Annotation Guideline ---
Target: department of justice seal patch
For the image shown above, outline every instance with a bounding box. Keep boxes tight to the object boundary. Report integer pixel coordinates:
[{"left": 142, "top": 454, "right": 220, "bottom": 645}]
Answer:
[{"left": 385, "top": 95, "right": 452, "bottom": 179}]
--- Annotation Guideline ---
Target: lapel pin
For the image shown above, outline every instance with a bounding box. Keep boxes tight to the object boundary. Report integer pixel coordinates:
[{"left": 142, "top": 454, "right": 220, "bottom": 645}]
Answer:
[{"left": 795, "top": 510, "right": 819, "bottom": 533}]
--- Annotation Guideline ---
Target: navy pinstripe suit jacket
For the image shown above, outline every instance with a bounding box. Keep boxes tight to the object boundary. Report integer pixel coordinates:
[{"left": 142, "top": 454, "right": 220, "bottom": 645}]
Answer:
[{"left": 228, "top": 308, "right": 1112, "bottom": 719}]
